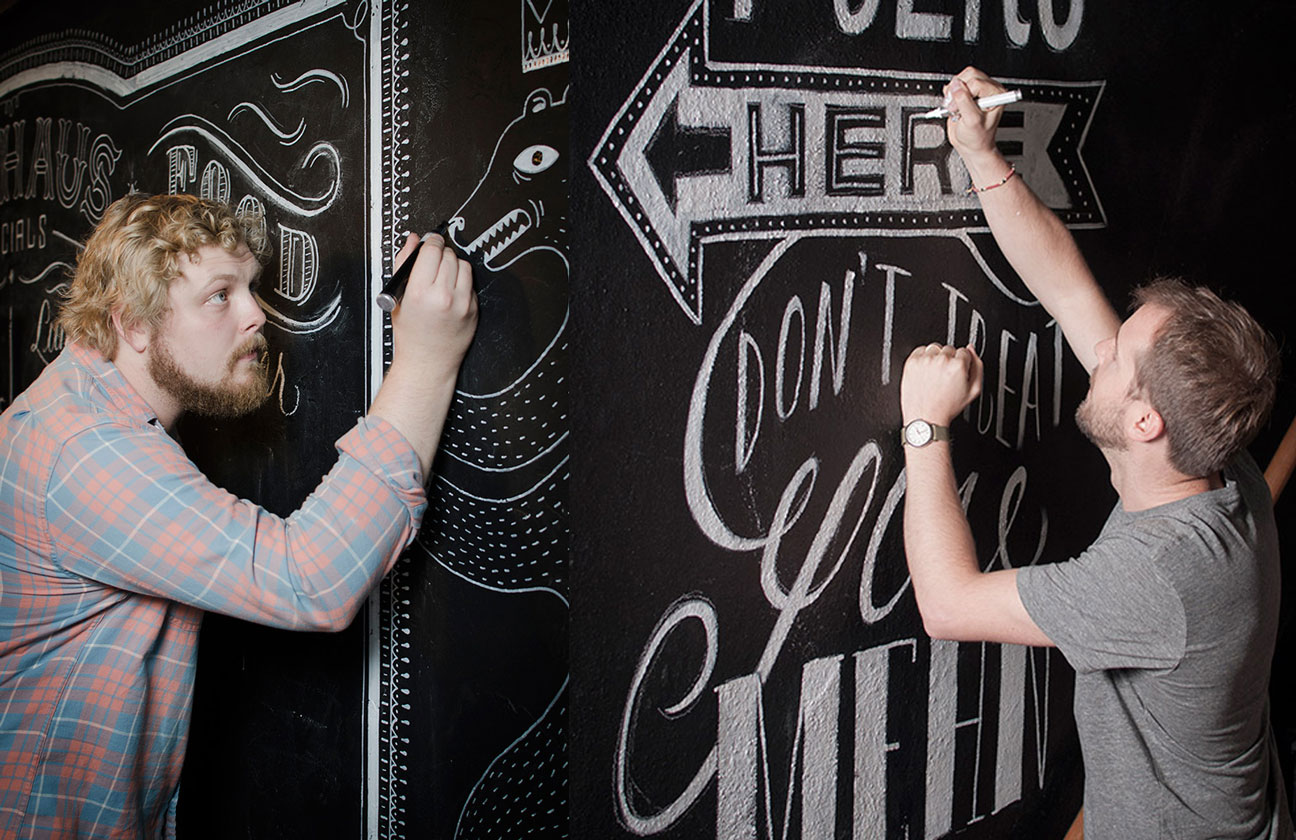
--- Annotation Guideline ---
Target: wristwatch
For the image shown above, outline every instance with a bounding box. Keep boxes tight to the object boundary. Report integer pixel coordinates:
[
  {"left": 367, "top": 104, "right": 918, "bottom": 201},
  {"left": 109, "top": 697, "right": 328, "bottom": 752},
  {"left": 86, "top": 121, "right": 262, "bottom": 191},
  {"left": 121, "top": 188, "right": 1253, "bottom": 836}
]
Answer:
[{"left": 901, "top": 419, "right": 950, "bottom": 447}]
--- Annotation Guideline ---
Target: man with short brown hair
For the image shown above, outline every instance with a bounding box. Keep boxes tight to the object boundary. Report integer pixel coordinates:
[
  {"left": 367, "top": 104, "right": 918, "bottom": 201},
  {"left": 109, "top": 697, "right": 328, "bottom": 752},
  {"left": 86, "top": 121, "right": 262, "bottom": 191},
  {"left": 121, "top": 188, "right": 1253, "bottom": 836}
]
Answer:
[
  {"left": 1124, "top": 277, "right": 1278, "bottom": 477},
  {"left": 898, "top": 69, "right": 1291, "bottom": 839}
]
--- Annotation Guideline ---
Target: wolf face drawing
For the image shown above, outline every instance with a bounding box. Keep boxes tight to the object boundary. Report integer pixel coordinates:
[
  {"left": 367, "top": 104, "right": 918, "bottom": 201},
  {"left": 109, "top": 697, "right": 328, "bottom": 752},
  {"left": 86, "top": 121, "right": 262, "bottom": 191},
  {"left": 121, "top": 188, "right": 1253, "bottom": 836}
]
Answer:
[
  {"left": 448, "top": 87, "right": 568, "bottom": 272},
  {"left": 441, "top": 85, "right": 568, "bottom": 406}
]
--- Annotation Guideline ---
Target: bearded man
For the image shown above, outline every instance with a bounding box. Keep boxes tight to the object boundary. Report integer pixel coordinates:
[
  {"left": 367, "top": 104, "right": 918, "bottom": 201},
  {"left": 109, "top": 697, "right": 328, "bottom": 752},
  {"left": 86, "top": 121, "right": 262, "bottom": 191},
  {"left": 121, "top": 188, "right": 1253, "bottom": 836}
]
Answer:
[{"left": 0, "top": 193, "right": 476, "bottom": 837}]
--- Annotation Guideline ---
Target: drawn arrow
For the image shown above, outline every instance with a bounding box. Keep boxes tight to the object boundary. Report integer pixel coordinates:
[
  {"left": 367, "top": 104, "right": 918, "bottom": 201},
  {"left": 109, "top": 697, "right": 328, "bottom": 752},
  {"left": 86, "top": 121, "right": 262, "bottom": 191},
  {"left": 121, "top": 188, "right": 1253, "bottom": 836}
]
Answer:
[
  {"left": 589, "top": 0, "right": 1104, "bottom": 324},
  {"left": 645, "top": 94, "right": 733, "bottom": 211}
]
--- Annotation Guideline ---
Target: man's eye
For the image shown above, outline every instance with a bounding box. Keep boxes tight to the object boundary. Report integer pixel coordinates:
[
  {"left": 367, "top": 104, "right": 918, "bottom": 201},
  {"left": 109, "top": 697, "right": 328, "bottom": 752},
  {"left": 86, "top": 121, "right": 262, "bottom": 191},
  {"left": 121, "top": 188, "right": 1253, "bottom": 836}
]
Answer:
[
  {"left": 210, "top": 291, "right": 228, "bottom": 304},
  {"left": 514, "top": 144, "right": 559, "bottom": 175}
]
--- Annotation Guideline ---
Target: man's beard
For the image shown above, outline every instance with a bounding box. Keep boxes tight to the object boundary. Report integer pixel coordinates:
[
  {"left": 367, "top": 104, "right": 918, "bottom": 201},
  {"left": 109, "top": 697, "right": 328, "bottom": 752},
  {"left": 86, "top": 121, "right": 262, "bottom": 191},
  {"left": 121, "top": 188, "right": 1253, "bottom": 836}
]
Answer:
[
  {"left": 149, "top": 332, "right": 270, "bottom": 419},
  {"left": 1075, "top": 391, "right": 1126, "bottom": 452}
]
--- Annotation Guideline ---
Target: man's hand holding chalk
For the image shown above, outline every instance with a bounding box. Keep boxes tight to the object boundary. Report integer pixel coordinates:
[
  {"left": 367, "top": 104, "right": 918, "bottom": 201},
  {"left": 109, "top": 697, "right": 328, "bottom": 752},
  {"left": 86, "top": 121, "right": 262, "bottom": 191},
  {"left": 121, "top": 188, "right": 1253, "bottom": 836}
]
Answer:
[
  {"left": 368, "top": 229, "right": 478, "bottom": 476},
  {"left": 379, "top": 223, "right": 449, "bottom": 312},
  {"left": 941, "top": 68, "right": 1019, "bottom": 191},
  {"left": 386, "top": 230, "right": 478, "bottom": 368}
]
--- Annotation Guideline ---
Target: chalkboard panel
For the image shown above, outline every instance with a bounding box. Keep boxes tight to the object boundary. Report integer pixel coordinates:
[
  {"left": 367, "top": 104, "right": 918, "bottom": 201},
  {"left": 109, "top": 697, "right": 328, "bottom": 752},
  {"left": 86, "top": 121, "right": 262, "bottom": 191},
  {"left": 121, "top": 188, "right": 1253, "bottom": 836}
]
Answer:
[
  {"left": 1, "top": 1, "right": 570, "bottom": 837},
  {"left": 368, "top": 1, "right": 570, "bottom": 837},
  {"left": 1, "top": 3, "right": 371, "bottom": 834},
  {"left": 5, "top": 0, "right": 1295, "bottom": 837},
  {"left": 569, "top": 1, "right": 1293, "bottom": 838}
]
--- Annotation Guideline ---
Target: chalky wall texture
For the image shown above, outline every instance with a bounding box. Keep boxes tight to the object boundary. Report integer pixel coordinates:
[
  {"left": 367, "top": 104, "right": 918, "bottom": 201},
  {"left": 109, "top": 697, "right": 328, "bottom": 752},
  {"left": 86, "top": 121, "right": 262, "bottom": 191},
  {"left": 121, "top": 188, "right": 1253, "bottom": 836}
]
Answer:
[
  {"left": 570, "top": 1, "right": 1294, "bottom": 838},
  {"left": 0, "top": 1, "right": 569, "bottom": 837},
  {"left": 3, "top": 0, "right": 1294, "bottom": 838}
]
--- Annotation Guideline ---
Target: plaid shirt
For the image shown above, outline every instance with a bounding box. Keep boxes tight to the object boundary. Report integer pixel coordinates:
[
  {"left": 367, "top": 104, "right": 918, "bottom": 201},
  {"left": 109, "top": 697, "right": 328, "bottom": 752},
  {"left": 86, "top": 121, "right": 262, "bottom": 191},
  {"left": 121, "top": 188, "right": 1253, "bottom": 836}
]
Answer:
[{"left": 0, "top": 342, "right": 426, "bottom": 838}]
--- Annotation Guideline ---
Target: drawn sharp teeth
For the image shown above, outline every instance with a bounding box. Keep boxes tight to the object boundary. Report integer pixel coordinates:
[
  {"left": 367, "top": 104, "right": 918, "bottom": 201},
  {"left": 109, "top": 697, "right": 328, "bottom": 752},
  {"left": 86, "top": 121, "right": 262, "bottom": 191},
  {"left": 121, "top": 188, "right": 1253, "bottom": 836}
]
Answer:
[{"left": 468, "top": 208, "right": 530, "bottom": 265}]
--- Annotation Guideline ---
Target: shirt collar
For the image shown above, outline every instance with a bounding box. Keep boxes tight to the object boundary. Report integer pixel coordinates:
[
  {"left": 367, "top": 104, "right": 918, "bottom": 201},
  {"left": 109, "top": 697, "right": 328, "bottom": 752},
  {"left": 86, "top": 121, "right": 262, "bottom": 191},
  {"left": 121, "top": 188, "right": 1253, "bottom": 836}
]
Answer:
[{"left": 67, "top": 341, "right": 161, "bottom": 426}]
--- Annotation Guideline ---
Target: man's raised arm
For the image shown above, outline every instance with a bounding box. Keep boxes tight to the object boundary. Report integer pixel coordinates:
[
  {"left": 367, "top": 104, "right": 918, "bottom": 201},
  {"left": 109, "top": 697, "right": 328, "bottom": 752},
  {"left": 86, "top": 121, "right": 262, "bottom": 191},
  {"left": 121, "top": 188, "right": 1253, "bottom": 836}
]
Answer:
[
  {"left": 368, "top": 231, "right": 478, "bottom": 479},
  {"left": 945, "top": 67, "right": 1120, "bottom": 373}
]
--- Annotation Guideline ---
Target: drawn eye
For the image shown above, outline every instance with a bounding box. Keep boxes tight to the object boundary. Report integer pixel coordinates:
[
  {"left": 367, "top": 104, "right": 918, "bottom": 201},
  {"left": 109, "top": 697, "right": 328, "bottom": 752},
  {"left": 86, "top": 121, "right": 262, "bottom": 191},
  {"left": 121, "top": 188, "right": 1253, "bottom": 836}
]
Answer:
[{"left": 514, "top": 144, "right": 559, "bottom": 175}]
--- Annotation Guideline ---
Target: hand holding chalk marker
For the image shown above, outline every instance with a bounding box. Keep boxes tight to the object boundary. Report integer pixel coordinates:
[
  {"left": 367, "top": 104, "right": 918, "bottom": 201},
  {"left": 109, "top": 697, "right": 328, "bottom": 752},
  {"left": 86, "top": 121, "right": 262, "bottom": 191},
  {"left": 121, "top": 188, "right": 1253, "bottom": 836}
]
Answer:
[
  {"left": 919, "top": 89, "right": 1021, "bottom": 120},
  {"left": 377, "top": 223, "right": 473, "bottom": 313},
  {"left": 376, "top": 238, "right": 426, "bottom": 313}
]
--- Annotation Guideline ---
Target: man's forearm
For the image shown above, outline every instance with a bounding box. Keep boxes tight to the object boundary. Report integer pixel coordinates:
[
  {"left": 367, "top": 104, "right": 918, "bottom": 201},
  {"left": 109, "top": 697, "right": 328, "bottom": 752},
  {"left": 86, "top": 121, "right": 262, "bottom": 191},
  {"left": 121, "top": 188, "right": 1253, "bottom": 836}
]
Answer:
[
  {"left": 368, "top": 360, "right": 460, "bottom": 480},
  {"left": 898, "top": 341, "right": 1054, "bottom": 647},
  {"left": 901, "top": 442, "right": 1049, "bottom": 646},
  {"left": 963, "top": 149, "right": 1118, "bottom": 373},
  {"left": 902, "top": 442, "right": 983, "bottom": 638}
]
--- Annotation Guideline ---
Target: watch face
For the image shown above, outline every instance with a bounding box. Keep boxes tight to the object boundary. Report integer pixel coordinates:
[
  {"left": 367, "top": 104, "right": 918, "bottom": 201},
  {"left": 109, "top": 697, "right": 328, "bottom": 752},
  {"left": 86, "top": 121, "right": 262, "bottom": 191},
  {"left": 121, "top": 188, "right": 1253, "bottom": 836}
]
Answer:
[{"left": 905, "top": 420, "right": 933, "bottom": 446}]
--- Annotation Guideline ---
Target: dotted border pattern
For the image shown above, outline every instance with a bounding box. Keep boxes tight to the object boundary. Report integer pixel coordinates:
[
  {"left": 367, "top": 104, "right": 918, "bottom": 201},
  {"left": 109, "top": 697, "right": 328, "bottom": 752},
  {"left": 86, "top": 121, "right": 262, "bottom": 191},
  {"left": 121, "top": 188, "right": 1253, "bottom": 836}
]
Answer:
[{"left": 376, "top": 0, "right": 413, "bottom": 835}]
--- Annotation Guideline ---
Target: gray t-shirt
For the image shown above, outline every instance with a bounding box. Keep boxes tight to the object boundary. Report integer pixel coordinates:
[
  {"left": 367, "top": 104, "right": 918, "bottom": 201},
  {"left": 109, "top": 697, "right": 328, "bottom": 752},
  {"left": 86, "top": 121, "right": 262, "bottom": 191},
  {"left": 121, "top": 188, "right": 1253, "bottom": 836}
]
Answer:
[{"left": 1018, "top": 452, "right": 1292, "bottom": 840}]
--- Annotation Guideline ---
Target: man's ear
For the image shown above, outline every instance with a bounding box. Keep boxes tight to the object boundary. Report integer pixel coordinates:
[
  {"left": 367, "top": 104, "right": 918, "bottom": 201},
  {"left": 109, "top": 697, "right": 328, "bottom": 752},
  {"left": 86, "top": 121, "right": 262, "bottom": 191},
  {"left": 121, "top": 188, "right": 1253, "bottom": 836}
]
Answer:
[
  {"left": 112, "top": 308, "right": 150, "bottom": 355},
  {"left": 1129, "top": 399, "right": 1165, "bottom": 444}
]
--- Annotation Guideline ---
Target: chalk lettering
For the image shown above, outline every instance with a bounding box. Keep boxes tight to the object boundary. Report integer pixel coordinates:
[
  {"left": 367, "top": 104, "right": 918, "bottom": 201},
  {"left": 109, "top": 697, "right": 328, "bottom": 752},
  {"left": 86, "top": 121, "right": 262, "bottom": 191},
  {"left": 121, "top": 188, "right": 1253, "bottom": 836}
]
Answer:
[
  {"left": 156, "top": 148, "right": 338, "bottom": 336},
  {"left": 616, "top": 597, "right": 720, "bottom": 834},
  {"left": 30, "top": 295, "right": 65, "bottom": 363},
  {"left": 945, "top": 283, "right": 1064, "bottom": 450},
  {"left": 626, "top": 451, "right": 1054, "bottom": 835},
  {"left": 1, "top": 118, "right": 119, "bottom": 221},
  {"left": 903, "top": 115, "right": 955, "bottom": 195},
  {"left": 79, "top": 133, "right": 121, "bottom": 224},
  {"left": 756, "top": 442, "right": 882, "bottom": 677},
  {"left": 747, "top": 103, "right": 805, "bottom": 203},
  {"left": 1008, "top": 0, "right": 1084, "bottom": 49},
  {"left": 824, "top": 106, "right": 884, "bottom": 197},
  {"left": 628, "top": 619, "right": 1050, "bottom": 837},
  {"left": 736, "top": 330, "right": 764, "bottom": 475},
  {"left": 825, "top": 0, "right": 1085, "bottom": 49},
  {"left": 266, "top": 351, "right": 300, "bottom": 416},
  {"left": 277, "top": 224, "right": 319, "bottom": 304},
  {"left": 55, "top": 120, "right": 91, "bottom": 210},
  {"left": 237, "top": 195, "right": 269, "bottom": 244},
  {"left": 166, "top": 145, "right": 198, "bottom": 194},
  {"left": 858, "top": 467, "right": 906, "bottom": 625},
  {"left": 833, "top": 0, "right": 880, "bottom": 34},
  {"left": 201, "top": 159, "right": 231, "bottom": 204},
  {"left": 24, "top": 117, "right": 54, "bottom": 201},
  {"left": 0, "top": 214, "right": 47, "bottom": 255},
  {"left": 896, "top": 0, "right": 953, "bottom": 40},
  {"left": 853, "top": 640, "right": 918, "bottom": 837},
  {"left": 731, "top": 265, "right": 859, "bottom": 472},
  {"left": 716, "top": 657, "right": 841, "bottom": 840},
  {"left": 808, "top": 270, "right": 853, "bottom": 411},
  {"left": 1, "top": 120, "right": 23, "bottom": 202},
  {"left": 774, "top": 295, "right": 805, "bottom": 421},
  {"left": 877, "top": 261, "right": 911, "bottom": 386}
]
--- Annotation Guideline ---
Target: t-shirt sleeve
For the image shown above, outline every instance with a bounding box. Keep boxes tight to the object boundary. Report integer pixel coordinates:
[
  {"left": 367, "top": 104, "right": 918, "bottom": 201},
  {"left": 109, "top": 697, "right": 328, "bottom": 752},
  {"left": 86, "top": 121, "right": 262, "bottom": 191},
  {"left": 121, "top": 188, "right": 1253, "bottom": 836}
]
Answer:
[{"left": 1016, "top": 534, "right": 1187, "bottom": 673}]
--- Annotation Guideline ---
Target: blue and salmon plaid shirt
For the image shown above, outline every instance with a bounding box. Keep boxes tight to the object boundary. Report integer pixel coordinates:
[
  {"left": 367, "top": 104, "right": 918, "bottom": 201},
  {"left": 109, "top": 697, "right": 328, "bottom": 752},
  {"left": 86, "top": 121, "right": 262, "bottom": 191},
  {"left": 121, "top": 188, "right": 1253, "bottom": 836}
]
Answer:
[{"left": 0, "top": 342, "right": 426, "bottom": 838}]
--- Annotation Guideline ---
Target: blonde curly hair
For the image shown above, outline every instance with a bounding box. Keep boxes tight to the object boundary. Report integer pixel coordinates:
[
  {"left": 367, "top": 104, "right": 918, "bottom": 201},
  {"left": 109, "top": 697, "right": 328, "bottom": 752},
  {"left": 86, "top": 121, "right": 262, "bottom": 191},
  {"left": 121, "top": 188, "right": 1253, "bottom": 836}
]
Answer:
[{"left": 58, "top": 193, "right": 271, "bottom": 359}]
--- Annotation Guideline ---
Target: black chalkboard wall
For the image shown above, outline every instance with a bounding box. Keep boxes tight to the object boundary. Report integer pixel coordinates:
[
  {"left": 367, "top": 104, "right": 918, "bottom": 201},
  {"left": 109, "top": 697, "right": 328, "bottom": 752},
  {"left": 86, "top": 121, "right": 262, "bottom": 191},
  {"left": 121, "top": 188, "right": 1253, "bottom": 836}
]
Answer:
[
  {"left": 0, "top": 0, "right": 568, "bottom": 838},
  {"left": 2, "top": 0, "right": 1294, "bottom": 838},
  {"left": 569, "top": 1, "right": 1294, "bottom": 840}
]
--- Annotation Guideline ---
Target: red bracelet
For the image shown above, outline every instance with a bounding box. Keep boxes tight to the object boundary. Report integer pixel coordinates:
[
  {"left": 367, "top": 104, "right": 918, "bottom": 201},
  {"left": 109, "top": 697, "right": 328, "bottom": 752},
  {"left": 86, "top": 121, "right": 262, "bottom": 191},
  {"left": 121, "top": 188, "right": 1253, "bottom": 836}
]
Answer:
[{"left": 965, "top": 164, "right": 1017, "bottom": 196}]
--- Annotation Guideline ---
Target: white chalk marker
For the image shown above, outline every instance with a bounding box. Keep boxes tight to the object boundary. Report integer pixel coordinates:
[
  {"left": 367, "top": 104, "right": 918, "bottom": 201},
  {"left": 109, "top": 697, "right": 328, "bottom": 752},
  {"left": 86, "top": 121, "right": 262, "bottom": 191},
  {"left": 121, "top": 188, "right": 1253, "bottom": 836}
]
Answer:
[{"left": 919, "top": 89, "right": 1022, "bottom": 120}]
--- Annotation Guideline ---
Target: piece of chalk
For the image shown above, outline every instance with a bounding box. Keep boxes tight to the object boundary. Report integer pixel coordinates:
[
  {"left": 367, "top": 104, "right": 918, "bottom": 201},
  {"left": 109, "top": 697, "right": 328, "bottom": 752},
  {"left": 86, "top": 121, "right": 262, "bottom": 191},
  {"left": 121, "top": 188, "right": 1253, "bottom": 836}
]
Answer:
[{"left": 918, "top": 89, "right": 1022, "bottom": 120}]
